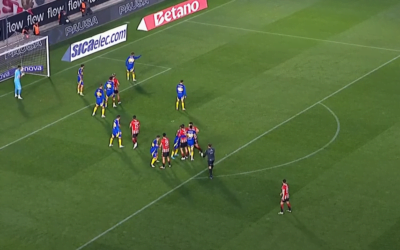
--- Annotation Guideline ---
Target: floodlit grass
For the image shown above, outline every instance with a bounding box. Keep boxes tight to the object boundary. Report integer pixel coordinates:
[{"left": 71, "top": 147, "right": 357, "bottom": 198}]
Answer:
[{"left": 1, "top": 0, "right": 400, "bottom": 249}]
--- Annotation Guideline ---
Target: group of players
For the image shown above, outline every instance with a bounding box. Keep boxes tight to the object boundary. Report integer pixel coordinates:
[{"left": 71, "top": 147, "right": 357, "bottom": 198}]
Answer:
[
  {"left": 76, "top": 52, "right": 208, "bottom": 168},
  {"left": 150, "top": 122, "right": 204, "bottom": 169}
]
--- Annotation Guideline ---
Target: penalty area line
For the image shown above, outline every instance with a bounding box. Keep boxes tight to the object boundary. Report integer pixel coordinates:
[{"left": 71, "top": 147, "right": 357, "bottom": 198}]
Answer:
[
  {"left": 195, "top": 102, "right": 341, "bottom": 179},
  {"left": 187, "top": 21, "right": 400, "bottom": 53},
  {"left": 0, "top": 0, "right": 237, "bottom": 99},
  {"left": 99, "top": 56, "right": 171, "bottom": 69},
  {"left": 74, "top": 53, "right": 400, "bottom": 250},
  {"left": 0, "top": 68, "right": 171, "bottom": 151}
]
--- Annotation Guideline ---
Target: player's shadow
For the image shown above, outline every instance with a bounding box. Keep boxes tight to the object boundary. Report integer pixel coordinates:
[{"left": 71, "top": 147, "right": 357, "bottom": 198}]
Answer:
[
  {"left": 155, "top": 163, "right": 192, "bottom": 199},
  {"left": 118, "top": 105, "right": 133, "bottom": 122},
  {"left": 133, "top": 84, "right": 150, "bottom": 96},
  {"left": 195, "top": 172, "right": 242, "bottom": 208},
  {"left": 291, "top": 214, "right": 327, "bottom": 247},
  {"left": 16, "top": 99, "right": 30, "bottom": 118},
  {"left": 94, "top": 116, "right": 110, "bottom": 135},
  {"left": 181, "top": 111, "right": 204, "bottom": 128},
  {"left": 116, "top": 148, "right": 139, "bottom": 174},
  {"left": 47, "top": 77, "right": 62, "bottom": 101},
  {"left": 134, "top": 146, "right": 151, "bottom": 165}
]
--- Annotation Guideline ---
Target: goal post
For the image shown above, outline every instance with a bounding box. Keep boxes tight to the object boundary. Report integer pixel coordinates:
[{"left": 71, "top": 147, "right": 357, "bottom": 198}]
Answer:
[{"left": 0, "top": 33, "right": 50, "bottom": 83}]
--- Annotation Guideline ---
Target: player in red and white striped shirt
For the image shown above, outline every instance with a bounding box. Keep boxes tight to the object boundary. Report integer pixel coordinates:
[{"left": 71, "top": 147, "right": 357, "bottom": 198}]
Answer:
[
  {"left": 279, "top": 179, "right": 292, "bottom": 214},
  {"left": 160, "top": 133, "right": 172, "bottom": 169},
  {"left": 129, "top": 115, "right": 140, "bottom": 149},
  {"left": 112, "top": 74, "right": 121, "bottom": 104}
]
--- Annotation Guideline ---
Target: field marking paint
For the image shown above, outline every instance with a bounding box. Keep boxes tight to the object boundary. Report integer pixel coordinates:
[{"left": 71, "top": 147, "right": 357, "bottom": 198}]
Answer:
[
  {"left": 99, "top": 56, "right": 171, "bottom": 69},
  {"left": 0, "top": 0, "right": 237, "bottom": 99},
  {"left": 0, "top": 68, "right": 171, "bottom": 151},
  {"left": 75, "top": 53, "right": 400, "bottom": 250},
  {"left": 187, "top": 21, "right": 400, "bottom": 53},
  {"left": 195, "top": 103, "right": 340, "bottom": 179},
  {"left": 0, "top": 77, "right": 46, "bottom": 98}
]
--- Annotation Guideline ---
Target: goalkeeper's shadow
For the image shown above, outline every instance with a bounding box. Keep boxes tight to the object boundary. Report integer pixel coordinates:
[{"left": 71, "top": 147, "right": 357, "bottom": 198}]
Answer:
[
  {"left": 47, "top": 77, "right": 62, "bottom": 100},
  {"left": 16, "top": 99, "right": 30, "bottom": 119}
]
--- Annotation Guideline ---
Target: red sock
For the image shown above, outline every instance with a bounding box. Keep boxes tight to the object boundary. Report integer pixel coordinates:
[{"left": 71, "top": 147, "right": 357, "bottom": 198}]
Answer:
[
  {"left": 287, "top": 202, "right": 292, "bottom": 210},
  {"left": 280, "top": 204, "right": 284, "bottom": 212},
  {"left": 195, "top": 145, "right": 203, "bottom": 152}
]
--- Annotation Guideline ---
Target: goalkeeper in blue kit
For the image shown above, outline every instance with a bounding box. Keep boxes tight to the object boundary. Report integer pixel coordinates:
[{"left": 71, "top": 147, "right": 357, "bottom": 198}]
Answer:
[{"left": 126, "top": 52, "right": 141, "bottom": 81}]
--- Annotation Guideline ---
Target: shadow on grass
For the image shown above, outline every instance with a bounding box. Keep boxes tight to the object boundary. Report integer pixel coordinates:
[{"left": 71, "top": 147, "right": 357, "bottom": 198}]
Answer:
[{"left": 16, "top": 98, "right": 30, "bottom": 118}]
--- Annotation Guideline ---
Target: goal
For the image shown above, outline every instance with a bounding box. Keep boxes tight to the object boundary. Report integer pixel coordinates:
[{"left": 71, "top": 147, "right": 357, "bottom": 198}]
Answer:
[{"left": 0, "top": 32, "right": 50, "bottom": 83}]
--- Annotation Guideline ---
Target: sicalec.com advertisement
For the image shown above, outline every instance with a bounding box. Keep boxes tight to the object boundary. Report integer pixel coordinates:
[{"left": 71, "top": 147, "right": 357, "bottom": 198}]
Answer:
[{"left": 62, "top": 24, "right": 127, "bottom": 62}]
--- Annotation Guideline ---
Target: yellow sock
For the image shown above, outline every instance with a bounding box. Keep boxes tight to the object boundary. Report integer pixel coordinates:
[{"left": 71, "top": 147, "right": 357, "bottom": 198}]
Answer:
[
  {"left": 77, "top": 85, "right": 80, "bottom": 93},
  {"left": 118, "top": 138, "right": 122, "bottom": 147},
  {"left": 151, "top": 158, "right": 156, "bottom": 165},
  {"left": 93, "top": 106, "right": 98, "bottom": 114},
  {"left": 109, "top": 137, "right": 114, "bottom": 145},
  {"left": 175, "top": 149, "right": 179, "bottom": 155},
  {"left": 126, "top": 71, "right": 129, "bottom": 80},
  {"left": 181, "top": 101, "right": 185, "bottom": 110},
  {"left": 176, "top": 100, "right": 179, "bottom": 109},
  {"left": 132, "top": 72, "right": 135, "bottom": 80},
  {"left": 101, "top": 108, "right": 105, "bottom": 116},
  {"left": 191, "top": 148, "right": 194, "bottom": 157},
  {"left": 80, "top": 86, "right": 83, "bottom": 94}
]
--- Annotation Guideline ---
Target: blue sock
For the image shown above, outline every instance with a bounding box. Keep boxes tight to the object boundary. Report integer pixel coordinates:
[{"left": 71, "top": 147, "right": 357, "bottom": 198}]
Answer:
[
  {"left": 17, "top": 89, "right": 21, "bottom": 96},
  {"left": 15, "top": 88, "right": 18, "bottom": 95}
]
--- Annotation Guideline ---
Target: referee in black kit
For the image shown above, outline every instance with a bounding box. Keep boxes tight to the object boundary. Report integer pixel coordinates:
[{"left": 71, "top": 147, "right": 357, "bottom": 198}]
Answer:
[{"left": 202, "top": 144, "right": 215, "bottom": 179}]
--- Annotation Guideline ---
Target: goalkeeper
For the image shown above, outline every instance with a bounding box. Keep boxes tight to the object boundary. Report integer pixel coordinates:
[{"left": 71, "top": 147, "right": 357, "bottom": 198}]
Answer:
[{"left": 14, "top": 65, "right": 23, "bottom": 100}]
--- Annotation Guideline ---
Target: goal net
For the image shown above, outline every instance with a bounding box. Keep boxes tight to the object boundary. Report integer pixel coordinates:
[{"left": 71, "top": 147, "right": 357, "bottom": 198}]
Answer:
[{"left": 0, "top": 32, "right": 50, "bottom": 83}]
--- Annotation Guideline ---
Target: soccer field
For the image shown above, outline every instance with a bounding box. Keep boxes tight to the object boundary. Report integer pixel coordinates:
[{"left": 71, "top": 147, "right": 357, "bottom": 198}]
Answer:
[{"left": 1, "top": 0, "right": 400, "bottom": 249}]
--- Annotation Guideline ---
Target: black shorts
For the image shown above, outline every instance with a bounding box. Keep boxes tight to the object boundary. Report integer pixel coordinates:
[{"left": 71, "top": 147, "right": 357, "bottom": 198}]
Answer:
[
  {"left": 162, "top": 152, "right": 170, "bottom": 157},
  {"left": 114, "top": 89, "right": 119, "bottom": 94},
  {"left": 208, "top": 160, "right": 214, "bottom": 167},
  {"left": 281, "top": 198, "right": 289, "bottom": 202},
  {"left": 180, "top": 142, "right": 188, "bottom": 148},
  {"left": 132, "top": 133, "right": 138, "bottom": 138}
]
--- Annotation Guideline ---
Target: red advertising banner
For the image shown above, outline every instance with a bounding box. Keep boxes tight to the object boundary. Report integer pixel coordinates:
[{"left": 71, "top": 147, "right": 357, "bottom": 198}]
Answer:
[
  {"left": 137, "top": 0, "right": 208, "bottom": 31},
  {"left": 0, "top": 0, "right": 56, "bottom": 19}
]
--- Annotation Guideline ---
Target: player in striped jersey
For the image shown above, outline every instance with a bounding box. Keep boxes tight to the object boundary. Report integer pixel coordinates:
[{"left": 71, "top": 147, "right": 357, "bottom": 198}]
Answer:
[{"left": 279, "top": 179, "right": 292, "bottom": 214}]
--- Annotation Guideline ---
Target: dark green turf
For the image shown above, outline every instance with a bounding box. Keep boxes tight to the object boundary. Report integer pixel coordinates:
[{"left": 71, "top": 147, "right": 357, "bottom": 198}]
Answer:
[{"left": 1, "top": 0, "right": 400, "bottom": 249}]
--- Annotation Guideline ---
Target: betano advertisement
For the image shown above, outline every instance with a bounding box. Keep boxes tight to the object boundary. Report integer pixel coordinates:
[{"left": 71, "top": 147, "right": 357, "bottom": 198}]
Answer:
[
  {"left": 137, "top": 0, "right": 208, "bottom": 31},
  {"left": 62, "top": 24, "right": 127, "bottom": 62},
  {"left": 1, "top": 0, "right": 109, "bottom": 40}
]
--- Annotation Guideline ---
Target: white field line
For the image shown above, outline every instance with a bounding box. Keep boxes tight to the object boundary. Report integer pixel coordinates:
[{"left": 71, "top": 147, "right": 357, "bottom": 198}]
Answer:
[
  {"left": 0, "top": 68, "right": 171, "bottom": 151},
  {"left": 99, "top": 56, "right": 171, "bottom": 69},
  {"left": 187, "top": 21, "right": 400, "bottom": 53},
  {"left": 75, "top": 54, "right": 400, "bottom": 250},
  {"left": 0, "top": 0, "right": 237, "bottom": 99},
  {"left": 195, "top": 103, "right": 340, "bottom": 179}
]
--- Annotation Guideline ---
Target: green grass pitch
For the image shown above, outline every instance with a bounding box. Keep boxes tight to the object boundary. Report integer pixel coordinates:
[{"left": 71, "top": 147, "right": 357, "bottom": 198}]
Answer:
[{"left": 1, "top": 0, "right": 400, "bottom": 249}]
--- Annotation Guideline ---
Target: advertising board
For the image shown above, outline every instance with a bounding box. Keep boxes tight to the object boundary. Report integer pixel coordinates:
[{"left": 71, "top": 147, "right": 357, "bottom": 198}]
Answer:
[
  {"left": 62, "top": 24, "right": 127, "bottom": 62},
  {"left": 1, "top": 0, "right": 109, "bottom": 39}
]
